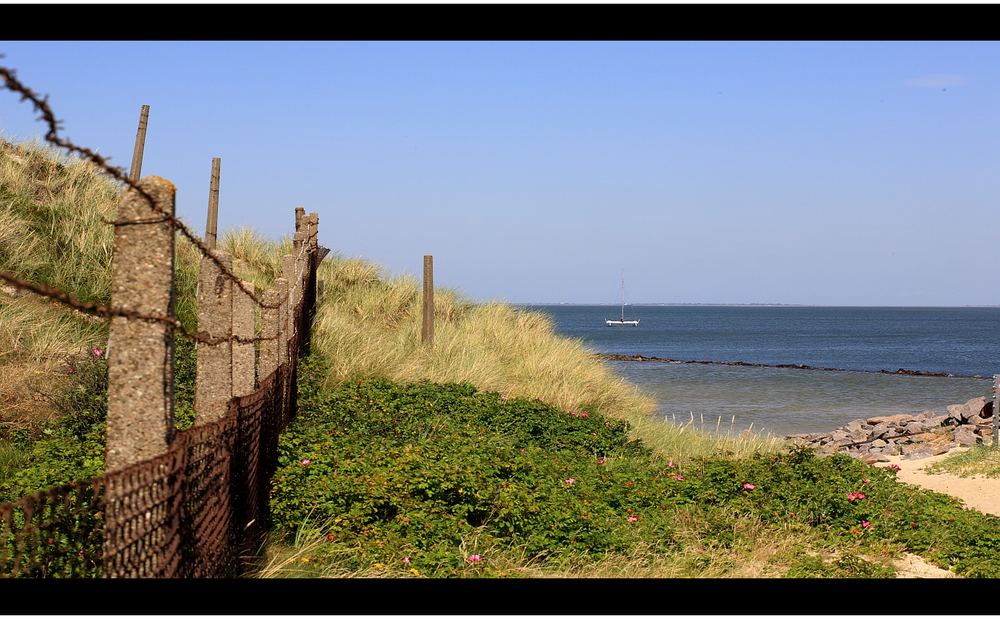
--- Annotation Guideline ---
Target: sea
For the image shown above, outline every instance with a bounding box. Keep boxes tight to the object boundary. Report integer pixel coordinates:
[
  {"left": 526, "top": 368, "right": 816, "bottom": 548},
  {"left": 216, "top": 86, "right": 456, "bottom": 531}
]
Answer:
[{"left": 522, "top": 305, "right": 1000, "bottom": 437}]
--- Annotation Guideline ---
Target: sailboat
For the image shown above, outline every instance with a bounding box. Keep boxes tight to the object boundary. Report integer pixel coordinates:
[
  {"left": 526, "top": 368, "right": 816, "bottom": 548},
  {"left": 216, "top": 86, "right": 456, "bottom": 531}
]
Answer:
[{"left": 606, "top": 273, "right": 639, "bottom": 326}]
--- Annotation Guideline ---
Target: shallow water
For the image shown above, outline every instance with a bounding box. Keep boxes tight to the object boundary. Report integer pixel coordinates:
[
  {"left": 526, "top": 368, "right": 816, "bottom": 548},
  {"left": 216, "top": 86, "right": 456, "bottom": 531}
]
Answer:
[{"left": 524, "top": 305, "right": 997, "bottom": 436}]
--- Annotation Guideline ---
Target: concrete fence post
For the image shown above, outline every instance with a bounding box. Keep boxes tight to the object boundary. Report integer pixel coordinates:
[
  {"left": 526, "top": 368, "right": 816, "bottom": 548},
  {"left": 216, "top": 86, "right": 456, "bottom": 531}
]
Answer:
[
  {"left": 105, "top": 176, "right": 177, "bottom": 471},
  {"left": 259, "top": 282, "right": 284, "bottom": 381},
  {"left": 282, "top": 254, "right": 298, "bottom": 344},
  {"left": 422, "top": 255, "right": 434, "bottom": 346},
  {"left": 232, "top": 279, "right": 256, "bottom": 396},
  {"left": 103, "top": 176, "right": 175, "bottom": 578},
  {"left": 195, "top": 250, "right": 233, "bottom": 424}
]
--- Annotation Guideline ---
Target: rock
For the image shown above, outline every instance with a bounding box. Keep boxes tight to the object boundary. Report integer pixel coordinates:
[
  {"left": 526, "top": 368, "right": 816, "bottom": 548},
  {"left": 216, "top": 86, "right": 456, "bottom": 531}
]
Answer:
[
  {"left": 862, "top": 452, "right": 890, "bottom": 464},
  {"left": 848, "top": 428, "right": 870, "bottom": 442},
  {"left": 978, "top": 400, "right": 993, "bottom": 420},
  {"left": 905, "top": 419, "right": 943, "bottom": 434},
  {"left": 902, "top": 448, "right": 936, "bottom": 460},
  {"left": 871, "top": 438, "right": 888, "bottom": 448},
  {"left": 947, "top": 404, "right": 971, "bottom": 424},
  {"left": 965, "top": 397, "right": 988, "bottom": 417},
  {"left": 845, "top": 419, "right": 866, "bottom": 433},
  {"left": 932, "top": 442, "right": 957, "bottom": 455},
  {"left": 867, "top": 413, "right": 915, "bottom": 426},
  {"left": 953, "top": 425, "right": 980, "bottom": 446}
]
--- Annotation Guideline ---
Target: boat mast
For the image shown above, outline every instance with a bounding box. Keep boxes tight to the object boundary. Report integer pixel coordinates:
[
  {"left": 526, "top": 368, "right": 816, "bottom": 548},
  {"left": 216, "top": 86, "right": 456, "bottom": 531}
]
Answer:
[{"left": 620, "top": 271, "right": 625, "bottom": 322}]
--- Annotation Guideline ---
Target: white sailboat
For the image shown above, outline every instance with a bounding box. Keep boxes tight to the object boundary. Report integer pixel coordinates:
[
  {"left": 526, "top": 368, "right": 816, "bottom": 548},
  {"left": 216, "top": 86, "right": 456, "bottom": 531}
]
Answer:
[{"left": 606, "top": 273, "right": 639, "bottom": 326}]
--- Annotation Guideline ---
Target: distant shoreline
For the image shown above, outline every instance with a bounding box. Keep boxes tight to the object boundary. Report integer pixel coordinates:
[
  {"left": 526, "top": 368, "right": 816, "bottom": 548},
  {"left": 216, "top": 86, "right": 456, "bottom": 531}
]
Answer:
[
  {"left": 519, "top": 303, "right": 1000, "bottom": 308},
  {"left": 595, "top": 353, "right": 993, "bottom": 381}
]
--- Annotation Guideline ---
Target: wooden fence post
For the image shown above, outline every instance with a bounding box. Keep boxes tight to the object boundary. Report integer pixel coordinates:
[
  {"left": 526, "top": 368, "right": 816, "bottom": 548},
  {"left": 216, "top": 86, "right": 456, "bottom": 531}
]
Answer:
[
  {"left": 232, "top": 279, "right": 256, "bottom": 396},
  {"left": 993, "top": 374, "right": 999, "bottom": 448},
  {"left": 128, "top": 105, "right": 150, "bottom": 183},
  {"left": 205, "top": 157, "right": 221, "bottom": 250},
  {"left": 259, "top": 282, "right": 284, "bottom": 381},
  {"left": 105, "top": 176, "right": 176, "bottom": 471},
  {"left": 422, "top": 255, "right": 434, "bottom": 346},
  {"left": 195, "top": 250, "right": 233, "bottom": 423},
  {"left": 295, "top": 206, "right": 305, "bottom": 233}
]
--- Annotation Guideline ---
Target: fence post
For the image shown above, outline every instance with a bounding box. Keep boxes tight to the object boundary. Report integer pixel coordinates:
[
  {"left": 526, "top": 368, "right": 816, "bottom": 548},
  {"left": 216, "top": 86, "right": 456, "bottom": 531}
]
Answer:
[
  {"left": 993, "top": 374, "right": 999, "bottom": 448},
  {"left": 422, "top": 255, "right": 434, "bottom": 346},
  {"left": 195, "top": 250, "right": 233, "bottom": 423},
  {"left": 282, "top": 254, "right": 297, "bottom": 345},
  {"left": 232, "top": 279, "right": 256, "bottom": 396},
  {"left": 105, "top": 176, "right": 176, "bottom": 471},
  {"left": 295, "top": 206, "right": 305, "bottom": 233},
  {"left": 128, "top": 104, "right": 150, "bottom": 183},
  {"left": 205, "top": 157, "right": 221, "bottom": 250},
  {"left": 259, "top": 282, "right": 284, "bottom": 381},
  {"left": 103, "top": 176, "right": 175, "bottom": 579}
]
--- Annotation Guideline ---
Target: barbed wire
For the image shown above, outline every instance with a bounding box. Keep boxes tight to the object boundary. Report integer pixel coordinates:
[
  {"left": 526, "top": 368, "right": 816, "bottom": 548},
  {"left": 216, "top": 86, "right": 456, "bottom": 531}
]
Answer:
[
  {"left": 0, "top": 60, "right": 313, "bottom": 312},
  {"left": 0, "top": 269, "right": 279, "bottom": 345}
]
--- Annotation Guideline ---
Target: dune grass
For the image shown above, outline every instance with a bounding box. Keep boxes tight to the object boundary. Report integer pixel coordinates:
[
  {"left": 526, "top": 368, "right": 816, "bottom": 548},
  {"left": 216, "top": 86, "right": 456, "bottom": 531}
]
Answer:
[
  {"left": 927, "top": 445, "right": 1000, "bottom": 478},
  {"left": 0, "top": 137, "right": 780, "bottom": 463}
]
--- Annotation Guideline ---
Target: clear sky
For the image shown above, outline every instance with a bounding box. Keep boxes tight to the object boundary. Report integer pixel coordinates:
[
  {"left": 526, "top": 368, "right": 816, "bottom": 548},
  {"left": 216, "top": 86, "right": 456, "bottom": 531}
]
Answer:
[{"left": 2, "top": 41, "right": 998, "bottom": 306}]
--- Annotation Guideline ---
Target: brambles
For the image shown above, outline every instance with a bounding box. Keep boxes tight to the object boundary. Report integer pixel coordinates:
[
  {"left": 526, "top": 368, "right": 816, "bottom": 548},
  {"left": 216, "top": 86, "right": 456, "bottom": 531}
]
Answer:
[{"left": 266, "top": 356, "right": 1000, "bottom": 578}]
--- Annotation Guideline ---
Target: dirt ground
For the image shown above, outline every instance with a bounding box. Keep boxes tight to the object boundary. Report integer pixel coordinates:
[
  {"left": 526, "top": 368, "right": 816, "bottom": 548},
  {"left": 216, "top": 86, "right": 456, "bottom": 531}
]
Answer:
[{"left": 875, "top": 448, "right": 1000, "bottom": 578}]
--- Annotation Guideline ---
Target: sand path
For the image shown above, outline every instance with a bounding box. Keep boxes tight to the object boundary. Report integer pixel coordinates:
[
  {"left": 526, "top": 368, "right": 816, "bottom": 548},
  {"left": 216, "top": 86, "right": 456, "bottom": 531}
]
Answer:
[
  {"left": 872, "top": 448, "right": 1000, "bottom": 578},
  {"left": 879, "top": 448, "right": 1000, "bottom": 518}
]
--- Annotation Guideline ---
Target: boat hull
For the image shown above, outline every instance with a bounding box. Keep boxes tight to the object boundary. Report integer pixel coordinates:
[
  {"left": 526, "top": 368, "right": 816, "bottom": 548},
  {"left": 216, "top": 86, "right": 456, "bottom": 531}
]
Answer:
[{"left": 606, "top": 320, "right": 639, "bottom": 326}]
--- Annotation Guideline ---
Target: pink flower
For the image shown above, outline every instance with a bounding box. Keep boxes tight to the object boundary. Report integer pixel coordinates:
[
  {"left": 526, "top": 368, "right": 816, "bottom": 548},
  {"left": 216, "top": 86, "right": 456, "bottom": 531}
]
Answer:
[
  {"left": 667, "top": 460, "right": 675, "bottom": 468},
  {"left": 597, "top": 457, "right": 606, "bottom": 465},
  {"left": 743, "top": 483, "right": 755, "bottom": 491},
  {"left": 861, "top": 520, "right": 871, "bottom": 529},
  {"left": 627, "top": 515, "right": 639, "bottom": 523},
  {"left": 402, "top": 557, "right": 410, "bottom": 564},
  {"left": 466, "top": 554, "right": 481, "bottom": 563},
  {"left": 300, "top": 459, "right": 312, "bottom": 467},
  {"left": 92, "top": 347, "right": 103, "bottom": 358},
  {"left": 674, "top": 475, "right": 685, "bottom": 481},
  {"left": 862, "top": 478, "right": 871, "bottom": 484},
  {"left": 564, "top": 478, "right": 575, "bottom": 485},
  {"left": 889, "top": 464, "right": 901, "bottom": 472},
  {"left": 579, "top": 412, "right": 589, "bottom": 418},
  {"left": 847, "top": 492, "right": 866, "bottom": 503}
]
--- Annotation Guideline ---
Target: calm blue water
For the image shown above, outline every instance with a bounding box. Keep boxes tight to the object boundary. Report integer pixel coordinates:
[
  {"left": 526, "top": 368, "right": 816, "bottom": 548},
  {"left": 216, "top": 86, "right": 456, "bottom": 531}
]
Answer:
[{"left": 523, "top": 305, "right": 1000, "bottom": 436}]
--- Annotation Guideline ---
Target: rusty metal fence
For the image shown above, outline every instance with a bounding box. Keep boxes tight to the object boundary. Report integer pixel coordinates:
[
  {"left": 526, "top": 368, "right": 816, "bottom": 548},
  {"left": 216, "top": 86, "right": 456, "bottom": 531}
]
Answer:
[
  {"left": 1, "top": 263, "right": 315, "bottom": 578},
  {"left": 0, "top": 63, "right": 322, "bottom": 578}
]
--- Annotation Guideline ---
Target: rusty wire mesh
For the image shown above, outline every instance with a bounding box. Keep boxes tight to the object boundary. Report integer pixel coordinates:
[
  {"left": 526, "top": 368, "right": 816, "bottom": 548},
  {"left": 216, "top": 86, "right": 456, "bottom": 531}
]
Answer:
[{"left": 0, "top": 298, "right": 307, "bottom": 578}]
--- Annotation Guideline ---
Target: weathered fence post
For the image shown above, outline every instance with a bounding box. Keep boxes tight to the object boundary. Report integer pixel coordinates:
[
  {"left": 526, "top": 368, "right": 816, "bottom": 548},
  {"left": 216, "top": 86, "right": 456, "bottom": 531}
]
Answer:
[
  {"left": 105, "top": 176, "right": 176, "bottom": 469},
  {"left": 232, "top": 279, "right": 256, "bottom": 396},
  {"left": 422, "top": 255, "right": 434, "bottom": 346},
  {"left": 103, "top": 176, "right": 176, "bottom": 578},
  {"left": 295, "top": 206, "right": 305, "bottom": 233},
  {"left": 128, "top": 104, "right": 149, "bottom": 183},
  {"left": 259, "top": 282, "right": 284, "bottom": 381},
  {"left": 993, "top": 374, "right": 999, "bottom": 447},
  {"left": 275, "top": 278, "right": 289, "bottom": 367},
  {"left": 195, "top": 250, "right": 233, "bottom": 423},
  {"left": 205, "top": 157, "right": 221, "bottom": 250},
  {"left": 282, "top": 254, "right": 297, "bottom": 350}
]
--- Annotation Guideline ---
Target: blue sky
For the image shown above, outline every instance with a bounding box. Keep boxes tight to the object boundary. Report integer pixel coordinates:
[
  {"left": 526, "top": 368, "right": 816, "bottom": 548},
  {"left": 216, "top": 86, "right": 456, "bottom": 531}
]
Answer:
[{"left": 2, "top": 41, "right": 998, "bottom": 305}]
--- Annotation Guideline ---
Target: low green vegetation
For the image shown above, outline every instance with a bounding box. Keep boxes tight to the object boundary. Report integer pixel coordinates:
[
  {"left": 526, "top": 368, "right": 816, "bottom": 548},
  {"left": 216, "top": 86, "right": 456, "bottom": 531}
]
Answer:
[
  {"left": 262, "top": 354, "right": 1000, "bottom": 578},
  {"left": 0, "top": 338, "right": 198, "bottom": 504},
  {"left": 927, "top": 445, "right": 1000, "bottom": 479},
  {"left": 6, "top": 137, "right": 1000, "bottom": 580}
]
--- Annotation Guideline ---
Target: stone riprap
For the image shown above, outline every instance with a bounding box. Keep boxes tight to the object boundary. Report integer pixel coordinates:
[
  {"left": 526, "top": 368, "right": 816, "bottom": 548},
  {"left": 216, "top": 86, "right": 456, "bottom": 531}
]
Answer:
[{"left": 787, "top": 397, "right": 995, "bottom": 463}]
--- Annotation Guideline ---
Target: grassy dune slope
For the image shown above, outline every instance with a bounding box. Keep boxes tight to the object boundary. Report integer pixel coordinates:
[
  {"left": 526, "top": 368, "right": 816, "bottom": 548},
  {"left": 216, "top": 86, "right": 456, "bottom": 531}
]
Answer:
[{"left": 0, "top": 139, "right": 777, "bottom": 461}]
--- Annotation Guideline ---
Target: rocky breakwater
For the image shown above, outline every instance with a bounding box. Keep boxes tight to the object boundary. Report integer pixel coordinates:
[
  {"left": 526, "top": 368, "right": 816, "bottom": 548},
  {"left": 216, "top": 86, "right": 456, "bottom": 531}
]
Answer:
[{"left": 788, "top": 397, "right": 995, "bottom": 463}]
